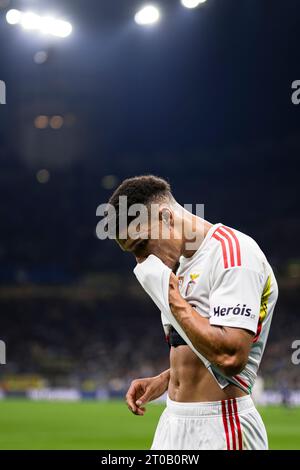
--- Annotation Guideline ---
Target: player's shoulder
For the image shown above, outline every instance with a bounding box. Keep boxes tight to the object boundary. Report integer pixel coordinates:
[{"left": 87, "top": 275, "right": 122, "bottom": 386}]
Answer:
[{"left": 208, "top": 224, "right": 267, "bottom": 274}]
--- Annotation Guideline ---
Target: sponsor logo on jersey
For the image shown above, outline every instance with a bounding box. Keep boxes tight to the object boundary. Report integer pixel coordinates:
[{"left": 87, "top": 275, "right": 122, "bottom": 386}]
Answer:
[{"left": 213, "top": 304, "right": 252, "bottom": 317}]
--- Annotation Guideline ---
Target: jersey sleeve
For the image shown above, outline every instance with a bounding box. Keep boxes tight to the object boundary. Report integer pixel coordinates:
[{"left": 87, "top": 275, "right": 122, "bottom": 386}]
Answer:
[{"left": 209, "top": 266, "right": 263, "bottom": 334}]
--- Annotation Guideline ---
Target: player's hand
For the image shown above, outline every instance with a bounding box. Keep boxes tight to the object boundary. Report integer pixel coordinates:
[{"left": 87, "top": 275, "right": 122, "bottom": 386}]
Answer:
[
  {"left": 125, "top": 372, "right": 169, "bottom": 416},
  {"left": 168, "top": 272, "right": 182, "bottom": 305}
]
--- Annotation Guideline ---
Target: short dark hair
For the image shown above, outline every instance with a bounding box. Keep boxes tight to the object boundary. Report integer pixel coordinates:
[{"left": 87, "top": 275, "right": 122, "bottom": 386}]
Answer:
[{"left": 108, "top": 175, "right": 172, "bottom": 234}]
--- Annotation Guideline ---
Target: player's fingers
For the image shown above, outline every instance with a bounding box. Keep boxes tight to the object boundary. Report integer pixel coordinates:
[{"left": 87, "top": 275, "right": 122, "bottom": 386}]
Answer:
[
  {"left": 136, "top": 389, "right": 152, "bottom": 407},
  {"left": 126, "top": 397, "right": 137, "bottom": 413},
  {"left": 127, "top": 403, "right": 145, "bottom": 416},
  {"left": 126, "top": 391, "right": 137, "bottom": 413},
  {"left": 135, "top": 406, "right": 146, "bottom": 416},
  {"left": 126, "top": 381, "right": 141, "bottom": 413},
  {"left": 127, "top": 396, "right": 146, "bottom": 414},
  {"left": 127, "top": 391, "right": 146, "bottom": 415}
]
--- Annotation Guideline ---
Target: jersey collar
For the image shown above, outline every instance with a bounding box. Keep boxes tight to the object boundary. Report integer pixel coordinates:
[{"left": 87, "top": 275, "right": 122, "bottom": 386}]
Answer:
[{"left": 178, "top": 222, "right": 223, "bottom": 271}]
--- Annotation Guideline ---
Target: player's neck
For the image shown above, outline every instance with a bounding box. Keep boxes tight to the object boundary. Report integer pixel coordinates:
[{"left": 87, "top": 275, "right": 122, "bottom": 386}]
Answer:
[{"left": 181, "top": 216, "right": 212, "bottom": 258}]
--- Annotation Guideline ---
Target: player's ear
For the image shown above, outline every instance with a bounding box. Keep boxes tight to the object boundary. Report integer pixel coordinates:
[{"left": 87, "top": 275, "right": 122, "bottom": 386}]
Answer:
[{"left": 159, "top": 207, "right": 174, "bottom": 228}]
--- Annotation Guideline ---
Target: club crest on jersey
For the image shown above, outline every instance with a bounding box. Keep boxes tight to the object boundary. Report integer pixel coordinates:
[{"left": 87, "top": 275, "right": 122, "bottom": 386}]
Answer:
[
  {"left": 178, "top": 276, "right": 184, "bottom": 289},
  {"left": 185, "top": 273, "right": 200, "bottom": 296}
]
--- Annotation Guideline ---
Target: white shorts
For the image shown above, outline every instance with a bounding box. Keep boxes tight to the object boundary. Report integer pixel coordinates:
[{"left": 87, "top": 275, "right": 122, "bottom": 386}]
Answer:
[{"left": 151, "top": 395, "right": 268, "bottom": 450}]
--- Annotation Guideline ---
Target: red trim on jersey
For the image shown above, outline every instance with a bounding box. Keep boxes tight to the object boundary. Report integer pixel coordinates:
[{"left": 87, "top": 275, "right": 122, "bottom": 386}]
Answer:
[
  {"left": 221, "top": 400, "right": 230, "bottom": 450},
  {"left": 212, "top": 233, "right": 228, "bottom": 269},
  {"left": 216, "top": 227, "right": 235, "bottom": 267},
  {"left": 222, "top": 226, "right": 242, "bottom": 266},
  {"left": 227, "top": 399, "right": 237, "bottom": 450},
  {"left": 233, "top": 398, "right": 243, "bottom": 450},
  {"left": 253, "top": 322, "right": 262, "bottom": 343},
  {"left": 234, "top": 375, "right": 249, "bottom": 390},
  {"left": 212, "top": 225, "right": 242, "bottom": 269}
]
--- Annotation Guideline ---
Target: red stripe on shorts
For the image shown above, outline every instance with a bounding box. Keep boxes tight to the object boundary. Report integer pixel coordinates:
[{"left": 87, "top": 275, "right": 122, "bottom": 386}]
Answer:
[
  {"left": 227, "top": 399, "right": 237, "bottom": 450},
  {"left": 233, "top": 398, "right": 243, "bottom": 450},
  {"left": 221, "top": 400, "right": 230, "bottom": 450}
]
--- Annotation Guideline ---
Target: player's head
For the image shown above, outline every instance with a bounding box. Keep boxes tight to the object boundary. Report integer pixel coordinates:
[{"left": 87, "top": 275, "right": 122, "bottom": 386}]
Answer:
[{"left": 108, "top": 175, "right": 184, "bottom": 271}]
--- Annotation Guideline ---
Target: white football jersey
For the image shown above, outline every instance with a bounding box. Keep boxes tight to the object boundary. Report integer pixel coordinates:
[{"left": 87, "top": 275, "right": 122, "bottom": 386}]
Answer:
[{"left": 161, "top": 223, "right": 278, "bottom": 393}]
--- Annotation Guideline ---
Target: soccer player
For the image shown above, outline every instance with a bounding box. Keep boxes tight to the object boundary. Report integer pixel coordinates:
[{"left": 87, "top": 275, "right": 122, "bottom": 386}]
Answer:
[{"left": 107, "top": 175, "right": 278, "bottom": 450}]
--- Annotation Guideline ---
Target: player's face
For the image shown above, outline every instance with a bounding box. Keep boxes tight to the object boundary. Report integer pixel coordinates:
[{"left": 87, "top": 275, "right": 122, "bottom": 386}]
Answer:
[{"left": 117, "top": 215, "right": 182, "bottom": 272}]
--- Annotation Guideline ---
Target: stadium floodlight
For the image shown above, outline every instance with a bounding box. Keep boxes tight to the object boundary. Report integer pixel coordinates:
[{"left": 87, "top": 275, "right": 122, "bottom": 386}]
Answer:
[
  {"left": 21, "top": 12, "right": 41, "bottom": 30},
  {"left": 36, "top": 16, "right": 72, "bottom": 37},
  {"left": 134, "top": 5, "right": 160, "bottom": 26},
  {"left": 181, "top": 0, "right": 207, "bottom": 9},
  {"left": 6, "top": 9, "right": 22, "bottom": 25},
  {"left": 6, "top": 9, "right": 73, "bottom": 38},
  {"left": 50, "top": 19, "right": 72, "bottom": 38},
  {"left": 39, "top": 16, "right": 57, "bottom": 35}
]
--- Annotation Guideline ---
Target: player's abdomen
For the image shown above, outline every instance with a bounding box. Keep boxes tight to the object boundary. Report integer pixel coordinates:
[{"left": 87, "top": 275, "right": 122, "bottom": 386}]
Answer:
[{"left": 169, "top": 345, "right": 247, "bottom": 402}]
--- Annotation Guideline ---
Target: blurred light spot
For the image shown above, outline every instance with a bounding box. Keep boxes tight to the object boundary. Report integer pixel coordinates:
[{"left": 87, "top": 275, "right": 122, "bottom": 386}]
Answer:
[
  {"left": 21, "top": 12, "right": 40, "bottom": 30},
  {"left": 39, "top": 16, "right": 54, "bottom": 34},
  {"left": 39, "top": 16, "right": 72, "bottom": 37},
  {"left": 36, "top": 169, "right": 50, "bottom": 184},
  {"left": 6, "top": 9, "right": 21, "bottom": 24},
  {"left": 102, "top": 175, "right": 118, "bottom": 190},
  {"left": 34, "top": 50, "right": 48, "bottom": 64},
  {"left": 34, "top": 115, "right": 48, "bottom": 129},
  {"left": 51, "top": 19, "right": 72, "bottom": 38},
  {"left": 288, "top": 262, "right": 300, "bottom": 279},
  {"left": 50, "top": 115, "right": 64, "bottom": 129},
  {"left": 181, "top": 0, "right": 207, "bottom": 8},
  {"left": 135, "top": 5, "right": 160, "bottom": 25},
  {"left": 6, "top": 10, "right": 72, "bottom": 38}
]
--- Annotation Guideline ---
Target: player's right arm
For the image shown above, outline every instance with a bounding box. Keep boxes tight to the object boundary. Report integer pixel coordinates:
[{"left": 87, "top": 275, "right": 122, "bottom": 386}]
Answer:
[{"left": 126, "top": 368, "right": 170, "bottom": 416}]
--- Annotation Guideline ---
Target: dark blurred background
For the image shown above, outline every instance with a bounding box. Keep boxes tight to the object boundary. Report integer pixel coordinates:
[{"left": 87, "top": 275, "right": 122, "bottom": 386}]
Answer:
[{"left": 0, "top": 0, "right": 299, "bottom": 398}]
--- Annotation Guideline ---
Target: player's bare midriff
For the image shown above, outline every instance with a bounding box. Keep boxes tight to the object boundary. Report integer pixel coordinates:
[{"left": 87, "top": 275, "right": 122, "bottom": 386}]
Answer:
[{"left": 168, "top": 345, "right": 247, "bottom": 402}]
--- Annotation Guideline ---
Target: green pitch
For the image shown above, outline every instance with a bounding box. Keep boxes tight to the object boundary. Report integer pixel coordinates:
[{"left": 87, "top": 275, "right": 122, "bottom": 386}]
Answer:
[{"left": 0, "top": 400, "right": 299, "bottom": 450}]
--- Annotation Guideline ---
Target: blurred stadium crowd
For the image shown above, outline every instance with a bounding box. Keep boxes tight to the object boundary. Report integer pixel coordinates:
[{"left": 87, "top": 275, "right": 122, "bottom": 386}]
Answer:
[
  {"left": 1, "top": 138, "right": 300, "bottom": 399},
  {"left": 0, "top": 269, "right": 299, "bottom": 397}
]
